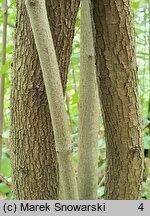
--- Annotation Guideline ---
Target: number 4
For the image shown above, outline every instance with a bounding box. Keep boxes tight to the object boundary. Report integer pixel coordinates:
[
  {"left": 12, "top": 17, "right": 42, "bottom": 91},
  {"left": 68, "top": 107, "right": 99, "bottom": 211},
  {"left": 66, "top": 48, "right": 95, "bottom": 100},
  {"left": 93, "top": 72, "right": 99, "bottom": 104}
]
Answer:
[{"left": 138, "top": 203, "right": 144, "bottom": 211}]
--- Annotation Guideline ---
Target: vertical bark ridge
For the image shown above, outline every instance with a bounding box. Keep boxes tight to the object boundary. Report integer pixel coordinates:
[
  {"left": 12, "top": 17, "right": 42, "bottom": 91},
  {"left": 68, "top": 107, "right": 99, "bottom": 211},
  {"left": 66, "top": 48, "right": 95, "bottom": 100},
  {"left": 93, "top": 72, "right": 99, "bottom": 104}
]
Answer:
[
  {"left": 91, "top": 0, "right": 144, "bottom": 199},
  {"left": 11, "top": 0, "right": 80, "bottom": 199}
]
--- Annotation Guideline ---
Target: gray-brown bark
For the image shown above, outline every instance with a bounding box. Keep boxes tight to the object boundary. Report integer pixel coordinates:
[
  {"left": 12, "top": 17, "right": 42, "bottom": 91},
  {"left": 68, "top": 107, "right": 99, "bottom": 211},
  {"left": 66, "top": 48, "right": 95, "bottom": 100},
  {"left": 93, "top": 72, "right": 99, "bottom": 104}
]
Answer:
[
  {"left": 78, "top": 0, "right": 99, "bottom": 200},
  {"left": 11, "top": 0, "right": 79, "bottom": 199},
  {"left": 46, "top": 0, "right": 80, "bottom": 93},
  {"left": 91, "top": 0, "right": 144, "bottom": 199},
  {"left": 25, "top": 0, "right": 78, "bottom": 200}
]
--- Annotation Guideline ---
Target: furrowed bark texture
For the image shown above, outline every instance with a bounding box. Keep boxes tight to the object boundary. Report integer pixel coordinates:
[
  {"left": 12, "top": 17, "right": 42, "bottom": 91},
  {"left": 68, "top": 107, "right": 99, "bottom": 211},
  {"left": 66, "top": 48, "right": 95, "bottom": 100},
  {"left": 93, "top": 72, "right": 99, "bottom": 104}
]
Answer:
[
  {"left": 25, "top": 0, "right": 78, "bottom": 199},
  {"left": 78, "top": 0, "right": 99, "bottom": 200},
  {"left": 11, "top": 0, "right": 79, "bottom": 199},
  {"left": 91, "top": 0, "right": 144, "bottom": 199},
  {"left": 46, "top": 0, "right": 80, "bottom": 93}
]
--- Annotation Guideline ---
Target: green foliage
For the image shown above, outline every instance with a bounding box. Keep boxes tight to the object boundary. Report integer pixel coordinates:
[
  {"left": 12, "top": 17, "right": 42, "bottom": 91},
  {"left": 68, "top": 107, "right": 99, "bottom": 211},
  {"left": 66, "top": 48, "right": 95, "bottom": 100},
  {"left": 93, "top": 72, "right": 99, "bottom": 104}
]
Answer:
[
  {"left": 132, "top": 0, "right": 150, "bottom": 200},
  {"left": 133, "top": 0, "right": 150, "bottom": 117},
  {"left": 0, "top": 62, "right": 11, "bottom": 75},
  {"left": 144, "top": 135, "right": 150, "bottom": 149},
  {"left": 1, "top": 155, "right": 11, "bottom": 177},
  {"left": 141, "top": 179, "right": 150, "bottom": 200},
  {"left": 0, "top": 183, "right": 10, "bottom": 194},
  {"left": 97, "top": 186, "right": 105, "bottom": 198},
  {"left": 0, "top": 0, "right": 15, "bottom": 200}
]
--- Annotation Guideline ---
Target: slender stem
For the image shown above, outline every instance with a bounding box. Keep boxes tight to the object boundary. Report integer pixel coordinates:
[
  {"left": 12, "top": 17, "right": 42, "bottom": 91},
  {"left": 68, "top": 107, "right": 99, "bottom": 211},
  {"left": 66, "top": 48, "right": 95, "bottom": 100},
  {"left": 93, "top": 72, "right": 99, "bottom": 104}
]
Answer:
[
  {"left": 72, "top": 69, "right": 77, "bottom": 93},
  {"left": 25, "top": 0, "right": 78, "bottom": 199},
  {"left": 148, "top": 0, "right": 150, "bottom": 135},
  {"left": 66, "top": 93, "right": 73, "bottom": 134},
  {"left": 0, "top": 175, "right": 12, "bottom": 189},
  {"left": 78, "top": 0, "right": 99, "bottom": 199}
]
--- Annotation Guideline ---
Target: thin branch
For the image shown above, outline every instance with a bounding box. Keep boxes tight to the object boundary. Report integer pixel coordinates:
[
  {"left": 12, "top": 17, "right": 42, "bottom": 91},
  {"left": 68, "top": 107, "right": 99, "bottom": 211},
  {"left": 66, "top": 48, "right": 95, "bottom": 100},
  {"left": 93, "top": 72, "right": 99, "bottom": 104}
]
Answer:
[
  {"left": 0, "top": 0, "right": 8, "bottom": 172},
  {"left": 0, "top": 175, "right": 12, "bottom": 189},
  {"left": 143, "top": 122, "right": 150, "bottom": 130}
]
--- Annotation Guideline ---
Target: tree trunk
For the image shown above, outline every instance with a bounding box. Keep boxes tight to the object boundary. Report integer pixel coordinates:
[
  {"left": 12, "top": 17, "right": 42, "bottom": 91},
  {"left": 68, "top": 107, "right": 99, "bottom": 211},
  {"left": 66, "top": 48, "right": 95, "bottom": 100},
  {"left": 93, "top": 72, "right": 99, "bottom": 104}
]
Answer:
[
  {"left": 46, "top": 0, "right": 80, "bottom": 93},
  {"left": 25, "top": 0, "right": 78, "bottom": 200},
  {"left": 11, "top": 0, "right": 79, "bottom": 200},
  {"left": 78, "top": 0, "right": 99, "bottom": 200},
  {"left": 91, "top": 0, "right": 144, "bottom": 199}
]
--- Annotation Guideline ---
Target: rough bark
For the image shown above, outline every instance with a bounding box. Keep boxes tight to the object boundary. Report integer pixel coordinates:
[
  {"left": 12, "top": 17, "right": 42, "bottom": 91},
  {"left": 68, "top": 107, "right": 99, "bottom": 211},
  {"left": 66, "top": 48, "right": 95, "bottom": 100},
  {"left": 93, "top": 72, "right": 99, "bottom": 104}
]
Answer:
[
  {"left": 46, "top": 0, "right": 80, "bottom": 93},
  {"left": 91, "top": 0, "right": 144, "bottom": 199},
  {"left": 25, "top": 0, "right": 78, "bottom": 200},
  {"left": 78, "top": 0, "right": 99, "bottom": 200},
  {"left": 11, "top": 0, "right": 79, "bottom": 199}
]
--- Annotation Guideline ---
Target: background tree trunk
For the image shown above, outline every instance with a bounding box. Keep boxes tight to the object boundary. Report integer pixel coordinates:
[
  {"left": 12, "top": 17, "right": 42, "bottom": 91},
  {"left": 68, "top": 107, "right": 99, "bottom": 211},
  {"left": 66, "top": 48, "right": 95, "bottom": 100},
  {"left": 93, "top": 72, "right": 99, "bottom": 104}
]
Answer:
[
  {"left": 11, "top": 0, "right": 79, "bottom": 200},
  {"left": 91, "top": 0, "right": 144, "bottom": 199},
  {"left": 78, "top": 0, "right": 99, "bottom": 200}
]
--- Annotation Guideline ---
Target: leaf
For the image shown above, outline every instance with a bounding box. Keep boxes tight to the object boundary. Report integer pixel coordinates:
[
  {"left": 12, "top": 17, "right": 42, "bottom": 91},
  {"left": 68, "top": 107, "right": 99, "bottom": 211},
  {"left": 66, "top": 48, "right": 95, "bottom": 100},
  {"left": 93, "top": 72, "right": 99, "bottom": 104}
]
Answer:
[
  {"left": 144, "top": 179, "right": 150, "bottom": 200},
  {"left": 135, "top": 28, "right": 146, "bottom": 34},
  {"left": 0, "top": 183, "right": 11, "bottom": 194},
  {"left": 0, "top": 62, "right": 11, "bottom": 75},
  {"left": 1, "top": 156, "right": 11, "bottom": 177},
  {"left": 144, "top": 136, "right": 150, "bottom": 149},
  {"left": 146, "top": 179, "right": 150, "bottom": 187},
  {"left": 97, "top": 163, "right": 106, "bottom": 173},
  {"left": 6, "top": 192, "right": 13, "bottom": 200},
  {"left": 2, "top": 130, "right": 10, "bottom": 139},
  {"left": 132, "top": 1, "right": 140, "bottom": 9},
  {"left": 73, "top": 153, "right": 78, "bottom": 163},
  {"left": 146, "top": 192, "right": 150, "bottom": 200},
  {"left": 97, "top": 186, "right": 105, "bottom": 198},
  {"left": 71, "top": 91, "right": 79, "bottom": 105}
]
